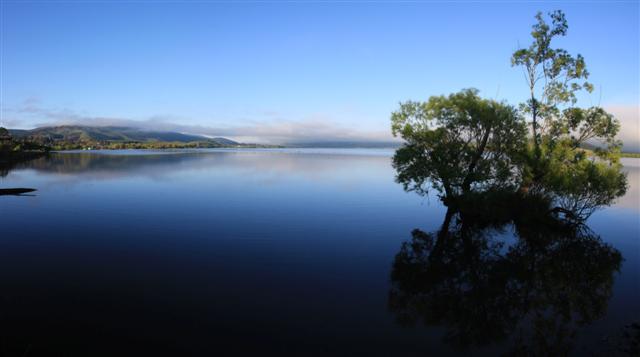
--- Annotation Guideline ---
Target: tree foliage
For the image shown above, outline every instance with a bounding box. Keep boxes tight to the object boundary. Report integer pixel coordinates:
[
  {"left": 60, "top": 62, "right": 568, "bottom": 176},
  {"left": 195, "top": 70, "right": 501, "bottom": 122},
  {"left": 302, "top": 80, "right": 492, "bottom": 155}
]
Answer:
[
  {"left": 510, "top": 10, "right": 627, "bottom": 209},
  {"left": 391, "top": 10, "right": 627, "bottom": 217},
  {"left": 511, "top": 10, "right": 592, "bottom": 153},
  {"left": 391, "top": 89, "right": 526, "bottom": 198},
  {"left": 0, "top": 127, "right": 49, "bottom": 155}
]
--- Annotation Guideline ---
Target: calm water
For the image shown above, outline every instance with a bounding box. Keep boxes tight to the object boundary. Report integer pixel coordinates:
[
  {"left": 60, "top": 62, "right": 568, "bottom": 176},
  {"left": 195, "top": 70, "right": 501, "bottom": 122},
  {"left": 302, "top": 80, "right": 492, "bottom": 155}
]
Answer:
[{"left": 1, "top": 149, "right": 638, "bottom": 356}]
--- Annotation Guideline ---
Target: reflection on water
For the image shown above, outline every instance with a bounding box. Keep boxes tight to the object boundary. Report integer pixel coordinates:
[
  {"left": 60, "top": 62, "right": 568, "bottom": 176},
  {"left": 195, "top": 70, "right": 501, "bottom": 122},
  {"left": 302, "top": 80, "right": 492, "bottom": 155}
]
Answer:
[
  {"left": 617, "top": 159, "right": 640, "bottom": 212},
  {"left": 4, "top": 152, "right": 638, "bottom": 214},
  {"left": 0, "top": 152, "right": 43, "bottom": 196},
  {"left": 0, "top": 150, "right": 638, "bottom": 356},
  {"left": 389, "top": 198, "right": 623, "bottom": 355},
  {"left": 3, "top": 149, "right": 393, "bottom": 184}
]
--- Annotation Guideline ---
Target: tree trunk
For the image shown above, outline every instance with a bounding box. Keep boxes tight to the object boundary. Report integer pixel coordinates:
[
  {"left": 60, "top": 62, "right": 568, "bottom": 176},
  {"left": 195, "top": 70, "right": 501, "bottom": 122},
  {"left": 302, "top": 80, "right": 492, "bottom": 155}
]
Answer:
[
  {"left": 461, "top": 125, "right": 492, "bottom": 194},
  {"left": 531, "top": 96, "right": 542, "bottom": 184}
]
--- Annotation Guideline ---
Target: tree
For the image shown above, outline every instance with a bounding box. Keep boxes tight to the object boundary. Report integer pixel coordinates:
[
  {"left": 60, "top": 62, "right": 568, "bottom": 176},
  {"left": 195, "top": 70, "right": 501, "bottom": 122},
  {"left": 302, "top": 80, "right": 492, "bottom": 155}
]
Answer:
[
  {"left": 511, "top": 10, "right": 627, "bottom": 207},
  {"left": 0, "top": 127, "right": 12, "bottom": 152},
  {"left": 391, "top": 89, "right": 526, "bottom": 199},
  {"left": 391, "top": 11, "right": 626, "bottom": 219},
  {"left": 511, "top": 10, "right": 592, "bottom": 162}
]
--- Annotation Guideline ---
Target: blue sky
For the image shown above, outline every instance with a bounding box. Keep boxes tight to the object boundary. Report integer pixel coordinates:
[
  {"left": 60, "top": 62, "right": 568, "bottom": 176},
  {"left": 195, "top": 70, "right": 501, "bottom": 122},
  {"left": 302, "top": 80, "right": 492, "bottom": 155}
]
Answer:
[{"left": 1, "top": 1, "right": 638, "bottom": 146}]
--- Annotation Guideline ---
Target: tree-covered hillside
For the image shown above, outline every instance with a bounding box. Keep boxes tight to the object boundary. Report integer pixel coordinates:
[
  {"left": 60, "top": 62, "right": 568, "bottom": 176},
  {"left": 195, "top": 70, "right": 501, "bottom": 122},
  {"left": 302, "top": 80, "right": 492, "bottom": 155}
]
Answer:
[
  {"left": 5, "top": 126, "right": 263, "bottom": 150},
  {"left": 9, "top": 126, "right": 237, "bottom": 146}
]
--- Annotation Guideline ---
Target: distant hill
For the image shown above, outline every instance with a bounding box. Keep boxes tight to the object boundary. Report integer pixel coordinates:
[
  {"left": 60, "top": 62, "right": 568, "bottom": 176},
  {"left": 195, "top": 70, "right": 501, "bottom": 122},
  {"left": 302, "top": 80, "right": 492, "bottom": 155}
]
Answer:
[
  {"left": 205, "top": 136, "right": 238, "bottom": 146},
  {"left": 9, "top": 126, "right": 238, "bottom": 146}
]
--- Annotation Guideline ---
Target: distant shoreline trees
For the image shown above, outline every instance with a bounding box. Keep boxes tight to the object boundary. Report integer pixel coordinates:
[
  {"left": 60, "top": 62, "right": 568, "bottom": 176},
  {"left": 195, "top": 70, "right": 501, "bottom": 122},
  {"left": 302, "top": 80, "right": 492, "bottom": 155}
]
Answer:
[
  {"left": 1, "top": 126, "right": 281, "bottom": 151},
  {"left": 0, "top": 127, "right": 50, "bottom": 177},
  {"left": 0, "top": 127, "right": 49, "bottom": 155}
]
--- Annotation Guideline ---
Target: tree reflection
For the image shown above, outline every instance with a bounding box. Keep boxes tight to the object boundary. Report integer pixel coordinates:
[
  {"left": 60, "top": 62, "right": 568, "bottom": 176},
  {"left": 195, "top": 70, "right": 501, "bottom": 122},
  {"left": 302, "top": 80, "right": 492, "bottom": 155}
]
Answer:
[
  {"left": 0, "top": 153, "right": 48, "bottom": 178},
  {"left": 1, "top": 153, "right": 44, "bottom": 195},
  {"left": 388, "top": 193, "right": 622, "bottom": 354}
]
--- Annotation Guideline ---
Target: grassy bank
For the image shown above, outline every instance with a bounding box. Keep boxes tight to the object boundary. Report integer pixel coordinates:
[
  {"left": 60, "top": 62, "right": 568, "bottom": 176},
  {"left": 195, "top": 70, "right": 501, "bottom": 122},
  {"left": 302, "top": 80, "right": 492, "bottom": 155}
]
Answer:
[{"left": 621, "top": 152, "right": 640, "bottom": 158}]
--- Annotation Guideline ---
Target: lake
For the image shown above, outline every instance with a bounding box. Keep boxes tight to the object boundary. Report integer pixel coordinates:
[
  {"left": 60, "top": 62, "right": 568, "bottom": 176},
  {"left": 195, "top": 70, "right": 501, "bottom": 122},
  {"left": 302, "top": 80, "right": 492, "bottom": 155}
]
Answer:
[{"left": 1, "top": 149, "right": 638, "bottom": 356}]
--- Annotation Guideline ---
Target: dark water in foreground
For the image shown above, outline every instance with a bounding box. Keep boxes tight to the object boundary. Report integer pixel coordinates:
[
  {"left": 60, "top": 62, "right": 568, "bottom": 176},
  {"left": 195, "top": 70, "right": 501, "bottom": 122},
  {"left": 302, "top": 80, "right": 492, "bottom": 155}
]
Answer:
[{"left": 1, "top": 149, "right": 638, "bottom": 356}]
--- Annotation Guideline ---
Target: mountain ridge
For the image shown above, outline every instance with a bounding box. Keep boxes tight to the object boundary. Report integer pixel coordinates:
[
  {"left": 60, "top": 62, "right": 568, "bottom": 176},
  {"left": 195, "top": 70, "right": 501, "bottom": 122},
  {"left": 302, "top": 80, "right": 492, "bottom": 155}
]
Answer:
[{"left": 9, "top": 125, "right": 238, "bottom": 146}]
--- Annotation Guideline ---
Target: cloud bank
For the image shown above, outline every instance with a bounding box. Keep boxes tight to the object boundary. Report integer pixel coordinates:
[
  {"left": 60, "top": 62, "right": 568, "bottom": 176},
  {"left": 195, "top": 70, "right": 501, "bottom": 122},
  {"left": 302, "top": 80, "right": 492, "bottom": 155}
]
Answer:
[
  {"left": 605, "top": 105, "right": 640, "bottom": 153},
  {"left": 3, "top": 99, "right": 637, "bottom": 150},
  {"left": 2, "top": 99, "right": 398, "bottom": 146}
]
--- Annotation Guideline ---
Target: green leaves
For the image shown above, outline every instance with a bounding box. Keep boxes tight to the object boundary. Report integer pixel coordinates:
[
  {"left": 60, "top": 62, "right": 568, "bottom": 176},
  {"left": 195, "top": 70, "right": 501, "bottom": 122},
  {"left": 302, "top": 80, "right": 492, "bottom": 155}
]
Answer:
[
  {"left": 512, "top": 10, "right": 594, "bottom": 114},
  {"left": 560, "top": 107, "right": 620, "bottom": 146},
  {"left": 391, "top": 89, "right": 526, "bottom": 198},
  {"left": 511, "top": 10, "right": 593, "bottom": 163},
  {"left": 391, "top": 10, "right": 627, "bottom": 218},
  {"left": 390, "top": 101, "right": 430, "bottom": 139},
  {"left": 506, "top": 10, "right": 628, "bottom": 213}
]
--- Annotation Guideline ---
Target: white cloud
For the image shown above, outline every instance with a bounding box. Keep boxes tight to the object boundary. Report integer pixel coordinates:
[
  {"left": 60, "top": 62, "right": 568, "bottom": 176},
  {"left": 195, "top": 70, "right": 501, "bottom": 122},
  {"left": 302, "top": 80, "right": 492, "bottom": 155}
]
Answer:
[
  {"left": 2, "top": 99, "right": 398, "bottom": 145},
  {"left": 606, "top": 104, "right": 640, "bottom": 152}
]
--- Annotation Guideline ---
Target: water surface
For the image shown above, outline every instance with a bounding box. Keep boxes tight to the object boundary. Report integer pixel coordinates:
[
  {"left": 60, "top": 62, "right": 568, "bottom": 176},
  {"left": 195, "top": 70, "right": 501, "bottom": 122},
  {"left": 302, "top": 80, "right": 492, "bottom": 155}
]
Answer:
[{"left": 1, "top": 150, "right": 638, "bottom": 356}]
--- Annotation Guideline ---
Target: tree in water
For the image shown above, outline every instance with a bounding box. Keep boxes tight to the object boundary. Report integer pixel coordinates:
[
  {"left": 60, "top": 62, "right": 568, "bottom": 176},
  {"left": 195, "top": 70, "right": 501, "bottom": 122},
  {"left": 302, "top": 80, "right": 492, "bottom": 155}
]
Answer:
[
  {"left": 511, "top": 10, "right": 627, "bottom": 214},
  {"left": 391, "top": 89, "right": 527, "bottom": 199},
  {"left": 391, "top": 11, "right": 627, "bottom": 220}
]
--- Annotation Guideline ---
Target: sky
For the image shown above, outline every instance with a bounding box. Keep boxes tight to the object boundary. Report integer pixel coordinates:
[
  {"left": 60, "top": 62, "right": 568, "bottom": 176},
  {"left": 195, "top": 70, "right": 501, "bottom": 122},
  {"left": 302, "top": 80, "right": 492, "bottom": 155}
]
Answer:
[{"left": 1, "top": 0, "right": 638, "bottom": 147}]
